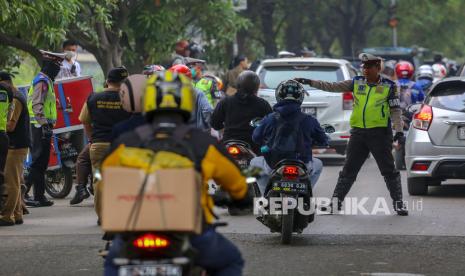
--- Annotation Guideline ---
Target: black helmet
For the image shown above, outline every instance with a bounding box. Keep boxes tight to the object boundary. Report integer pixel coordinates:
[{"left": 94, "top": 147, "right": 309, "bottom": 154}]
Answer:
[
  {"left": 275, "top": 80, "right": 305, "bottom": 104},
  {"left": 236, "top": 70, "right": 260, "bottom": 95}
]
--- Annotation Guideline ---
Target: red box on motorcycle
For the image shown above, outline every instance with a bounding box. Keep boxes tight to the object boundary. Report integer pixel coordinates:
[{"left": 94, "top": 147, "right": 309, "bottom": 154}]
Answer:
[
  {"left": 101, "top": 167, "right": 202, "bottom": 234},
  {"left": 53, "top": 76, "right": 93, "bottom": 130}
]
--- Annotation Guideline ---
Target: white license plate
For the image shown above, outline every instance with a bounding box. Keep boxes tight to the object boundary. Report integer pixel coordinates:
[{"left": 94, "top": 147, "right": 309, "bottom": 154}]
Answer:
[
  {"left": 458, "top": 127, "right": 465, "bottom": 140},
  {"left": 301, "top": 107, "right": 317, "bottom": 116},
  {"left": 119, "top": 265, "right": 182, "bottom": 276}
]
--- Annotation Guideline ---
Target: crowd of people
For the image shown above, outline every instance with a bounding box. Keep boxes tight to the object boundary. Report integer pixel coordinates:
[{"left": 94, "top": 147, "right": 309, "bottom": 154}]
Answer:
[{"left": 0, "top": 37, "right": 459, "bottom": 275}]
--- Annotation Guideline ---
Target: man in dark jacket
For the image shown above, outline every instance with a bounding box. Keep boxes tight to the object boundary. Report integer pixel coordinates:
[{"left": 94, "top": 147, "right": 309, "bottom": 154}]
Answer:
[
  {"left": 250, "top": 80, "right": 328, "bottom": 195},
  {"left": 211, "top": 71, "right": 272, "bottom": 153}
]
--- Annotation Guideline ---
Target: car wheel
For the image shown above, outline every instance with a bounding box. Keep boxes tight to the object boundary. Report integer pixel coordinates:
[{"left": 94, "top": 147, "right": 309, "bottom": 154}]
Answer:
[{"left": 407, "top": 177, "right": 428, "bottom": 195}]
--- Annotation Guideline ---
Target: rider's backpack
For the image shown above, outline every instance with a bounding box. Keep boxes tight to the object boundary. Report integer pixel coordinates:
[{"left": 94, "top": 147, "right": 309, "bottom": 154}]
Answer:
[{"left": 265, "top": 112, "right": 307, "bottom": 168}]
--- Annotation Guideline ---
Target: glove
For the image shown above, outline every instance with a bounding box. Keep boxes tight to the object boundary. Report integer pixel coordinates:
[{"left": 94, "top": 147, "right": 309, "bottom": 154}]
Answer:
[
  {"left": 42, "top": 124, "right": 54, "bottom": 139},
  {"left": 393, "top": 132, "right": 405, "bottom": 144},
  {"left": 294, "top": 78, "right": 312, "bottom": 86}
]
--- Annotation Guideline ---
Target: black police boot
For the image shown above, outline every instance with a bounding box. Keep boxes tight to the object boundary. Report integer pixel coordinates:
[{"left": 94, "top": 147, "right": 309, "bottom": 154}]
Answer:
[
  {"left": 70, "top": 184, "right": 91, "bottom": 205},
  {"left": 384, "top": 172, "right": 409, "bottom": 216},
  {"left": 321, "top": 172, "right": 355, "bottom": 214},
  {"left": 0, "top": 185, "right": 5, "bottom": 210}
]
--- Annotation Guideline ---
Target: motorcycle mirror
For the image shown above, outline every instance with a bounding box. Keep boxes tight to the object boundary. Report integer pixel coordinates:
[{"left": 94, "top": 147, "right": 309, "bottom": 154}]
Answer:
[
  {"left": 407, "top": 103, "right": 422, "bottom": 113},
  {"left": 250, "top": 117, "right": 263, "bottom": 128}
]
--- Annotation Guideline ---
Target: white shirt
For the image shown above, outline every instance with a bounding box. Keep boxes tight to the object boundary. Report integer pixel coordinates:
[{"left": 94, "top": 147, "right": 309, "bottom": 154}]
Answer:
[{"left": 57, "top": 59, "right": 81, "bottom": 79}]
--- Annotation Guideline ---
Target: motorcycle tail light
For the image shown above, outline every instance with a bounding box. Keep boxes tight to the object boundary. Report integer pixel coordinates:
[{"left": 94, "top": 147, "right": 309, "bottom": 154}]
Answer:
[
  {"left": 283, "top": 165, "right": 299, "bottom": 179},
  {"left": 133, "top": 233, "right": 169, "bottom": 249},
  {"left": 413, "top": 104, "right": 433, "bottom": 131},
  {"left": 227, "top": 146, "right": 241, "bottom": 156}
]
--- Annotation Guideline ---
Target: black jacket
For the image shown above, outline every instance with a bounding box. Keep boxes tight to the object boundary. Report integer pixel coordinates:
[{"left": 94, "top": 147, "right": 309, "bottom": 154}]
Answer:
[{"left": 211, "top": 92, "right": 272, "bottom": 152}]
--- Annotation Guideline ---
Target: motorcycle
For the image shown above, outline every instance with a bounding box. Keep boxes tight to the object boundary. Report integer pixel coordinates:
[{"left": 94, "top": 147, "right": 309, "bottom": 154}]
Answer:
[
  {"left": 256, "top": 159, "right": 314, "bottom": 244},
  {"left": 223, "top": 140, "right": 256, "bottom": 170},
  {"left": 24, "top": 131, "right": 80, "bottom": 199},
  {"left": 394, "top": 104, "right": 420, "bottom": 170},
  {"left": 211, "top": 140, "right": 257, "bottom": 216}
]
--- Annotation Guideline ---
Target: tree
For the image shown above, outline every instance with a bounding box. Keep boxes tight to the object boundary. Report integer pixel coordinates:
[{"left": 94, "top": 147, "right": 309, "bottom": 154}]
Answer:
[
  {"left": 0, "top": 0, "right": 81, "bottom": 67},
  {"left": 0, "top": 0, "right": 246, "bottom": 75}
]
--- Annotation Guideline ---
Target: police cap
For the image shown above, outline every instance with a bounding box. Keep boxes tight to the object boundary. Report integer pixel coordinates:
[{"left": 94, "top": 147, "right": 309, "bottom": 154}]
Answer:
[
  {"left": 107, "top": 66, "right": 129, "bottom": 83},
  {"left": 359, "top": 53, "right": 382, "bottom": 65}
]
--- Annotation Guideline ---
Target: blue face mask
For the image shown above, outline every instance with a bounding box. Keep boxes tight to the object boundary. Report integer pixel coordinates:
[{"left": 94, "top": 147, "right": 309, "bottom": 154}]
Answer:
[{"left": 191, "top": 68, "right": 197, "bottom": 79}]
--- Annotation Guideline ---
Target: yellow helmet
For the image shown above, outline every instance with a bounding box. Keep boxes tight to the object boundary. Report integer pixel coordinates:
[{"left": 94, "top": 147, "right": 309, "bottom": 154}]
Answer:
[{"left": 143, "top": 70, "right": 195, "bottom": 121}]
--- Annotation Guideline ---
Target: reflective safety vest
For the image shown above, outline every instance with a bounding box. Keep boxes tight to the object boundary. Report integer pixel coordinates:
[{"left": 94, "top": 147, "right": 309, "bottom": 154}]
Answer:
[
  {"left": 0, "top": 86, "right": 10, "bottom": 131},
  {"left": 195, "top": 78, "right": 215, "bottom": 106},
  {"left": 27, "top": 73, "right": 57, "bottom": 125},
  {"left": 350, "top": 78, "right": 391, "bottom": 129}
]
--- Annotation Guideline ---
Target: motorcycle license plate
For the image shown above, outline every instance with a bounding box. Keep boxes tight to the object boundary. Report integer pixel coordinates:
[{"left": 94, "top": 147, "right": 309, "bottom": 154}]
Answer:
[
  {"left": 458, "top": 127, "right": 465, "bottom": 140},
  {"left": 301, "top": 107, "right": 317, "bottom": 116},
  {"left": 118, "top": 264, "right": 182, "bottom": 276},
  {"left": 236, "top": 159, "right": 249, "bottom": 169},
  {"left": 272, "top": 181, "right": 308, "bottom": 193}
]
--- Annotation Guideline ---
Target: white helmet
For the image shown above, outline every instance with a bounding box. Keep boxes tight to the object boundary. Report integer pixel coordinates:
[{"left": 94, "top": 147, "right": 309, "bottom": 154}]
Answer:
[
  {"left": 417, "top": 65, "right": 433, "bottom": 81},
  {"left": 432, "top": 63, "right": 447, "bottom": 82}
]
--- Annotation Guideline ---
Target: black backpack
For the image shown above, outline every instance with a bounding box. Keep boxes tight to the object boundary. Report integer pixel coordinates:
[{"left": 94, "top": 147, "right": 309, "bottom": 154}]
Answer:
[{"left": 265, "top": 112, "right": 307, "bottom": 168}]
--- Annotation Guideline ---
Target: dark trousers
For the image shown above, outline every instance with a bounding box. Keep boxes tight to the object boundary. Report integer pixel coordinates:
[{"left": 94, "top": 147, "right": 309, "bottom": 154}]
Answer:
[
  {"left": 0, "top": 131, "right": 9, "bottom": 207},
  {"left": 334, "top": 127, "right": 402, "bottom": 202},
  {"left": 27, "top": 125, "right": 52, "bottom": 200},
  {"left": 104, "top": 228, "right": 244, "bottom": 276},
  {"left": 76, "top": 143, "right": 92, "bottom": 186}
]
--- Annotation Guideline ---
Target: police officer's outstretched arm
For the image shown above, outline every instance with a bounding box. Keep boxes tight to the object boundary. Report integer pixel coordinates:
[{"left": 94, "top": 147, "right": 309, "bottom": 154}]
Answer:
[{"left": 294, "top": 78, "right": 353, "bottom": 93}]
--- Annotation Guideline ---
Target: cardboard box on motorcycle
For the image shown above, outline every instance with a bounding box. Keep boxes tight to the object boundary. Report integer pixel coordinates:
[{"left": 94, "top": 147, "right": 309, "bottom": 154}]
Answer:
[{"left": 101, "top": 167, "right": 202, "bottom": 234}]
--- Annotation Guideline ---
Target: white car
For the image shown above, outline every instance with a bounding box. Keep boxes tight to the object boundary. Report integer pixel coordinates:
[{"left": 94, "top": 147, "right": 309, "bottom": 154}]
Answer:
[{"left": 256, "top": 58, "right": 357, "bottom": 155}]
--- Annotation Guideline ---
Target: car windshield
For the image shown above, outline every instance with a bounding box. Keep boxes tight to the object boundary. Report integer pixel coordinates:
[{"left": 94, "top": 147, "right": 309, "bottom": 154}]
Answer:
[
  {"left": 259, "top": 65, "right": 344, "bottom": 90},
  {"left": 428, "top": 87, "right": 465, "bottom": 113}
]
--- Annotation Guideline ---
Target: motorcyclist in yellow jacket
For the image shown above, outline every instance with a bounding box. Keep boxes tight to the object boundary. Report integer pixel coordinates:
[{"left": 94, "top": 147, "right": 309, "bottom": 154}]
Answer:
[{"left": 103, "top": 70, "right": 250, "bottom": 276}]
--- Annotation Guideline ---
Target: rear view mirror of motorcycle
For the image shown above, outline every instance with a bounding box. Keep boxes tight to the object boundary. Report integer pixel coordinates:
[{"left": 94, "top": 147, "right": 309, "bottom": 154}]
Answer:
[
  {"left": 407, "top": 103, "right": 422, "bottom": 114},
  {"left": 250, "top": 117, "right": 264, "bottom": 128}
]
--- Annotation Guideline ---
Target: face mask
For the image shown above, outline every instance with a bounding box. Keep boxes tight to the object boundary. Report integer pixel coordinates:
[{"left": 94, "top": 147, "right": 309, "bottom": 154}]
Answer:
[
  {"left": 190, "top": 68, "right": 197, "bottom": 79},
  {"left": 64, "top": 51, "right": 76, "bottom": 62}
]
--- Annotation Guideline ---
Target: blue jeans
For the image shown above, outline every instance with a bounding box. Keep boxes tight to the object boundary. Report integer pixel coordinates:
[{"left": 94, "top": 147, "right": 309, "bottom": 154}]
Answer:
[
  {"left": 250, "top": 156, "right": 323, "bottom": 195},
  {"left": 104, "top": 228, "right": 244, "bottom": 276}
]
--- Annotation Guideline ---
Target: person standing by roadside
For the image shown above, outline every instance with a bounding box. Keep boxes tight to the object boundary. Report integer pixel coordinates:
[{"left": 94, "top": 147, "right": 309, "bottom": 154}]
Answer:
[
  {"left": 0, "top": 72, "right": 30, "bottom": 226},
  {"left": 296, "top": 53, "right": 409, "bottom": 216},
  {"left": 0, "top": 72, "right": 14, "bottom": 213},
  {"left": 25, "top": 50, "right": 64, "bottom": 208},
  {"left": 56, "top": 40, "right": 81, "bottom": 79},
  {"left": 79, "top": 67, "right": 130, "bottom": 220},
  {"left": 223, "top": 55, "right": 249, "bottom": 96}
]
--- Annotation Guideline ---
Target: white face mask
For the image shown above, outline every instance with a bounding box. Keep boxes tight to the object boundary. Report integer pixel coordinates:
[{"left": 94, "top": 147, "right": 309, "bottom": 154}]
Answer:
[{"left": 64, "top": 51, "right": 77, "bottom": 62}]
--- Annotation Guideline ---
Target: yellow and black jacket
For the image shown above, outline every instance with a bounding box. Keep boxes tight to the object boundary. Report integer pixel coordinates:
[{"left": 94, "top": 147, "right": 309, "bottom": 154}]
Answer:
[{"left": 102, "top": 123, "right": 247, "bottom": 224}]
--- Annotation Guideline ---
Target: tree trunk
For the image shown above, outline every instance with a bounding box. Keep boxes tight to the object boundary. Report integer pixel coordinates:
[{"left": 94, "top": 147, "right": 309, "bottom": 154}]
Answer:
[
  {"left": 260, "top": 0, "right": 277, "bottom": 57},
  {"left": 284, "top": 3, "right": 304, "bottom": 54}
]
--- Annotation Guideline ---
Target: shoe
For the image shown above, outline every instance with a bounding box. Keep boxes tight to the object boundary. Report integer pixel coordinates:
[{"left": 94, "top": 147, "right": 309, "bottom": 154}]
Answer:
[
  {"left": 0, "top": 219, "right": 14, "bottom": 226},
  {"left": 15, "top": 219, "right": 24, "bottom": 225},
  {"left": 70, "top": 184, "right": 90, "bottom": 205},
  {"left": 26, "top": 198, "right": 54, "bottom": 207},
  {"left": 394, "top": 201, "right": 409, "bottom": 216}
]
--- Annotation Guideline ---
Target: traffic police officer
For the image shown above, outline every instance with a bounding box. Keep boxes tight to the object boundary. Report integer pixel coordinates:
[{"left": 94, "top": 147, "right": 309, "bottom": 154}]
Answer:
[
  {"left": 79, "top": 67, "right": 131, "bottom": 219},
  {"left": 0, "top": 72, "right": 14, "bottom": 211},
  {"left": 26, "top": 50, "right": 65, "bottom": 207},
  {"left": 296, "top": 53, "right": 408, "bottom": 216}
]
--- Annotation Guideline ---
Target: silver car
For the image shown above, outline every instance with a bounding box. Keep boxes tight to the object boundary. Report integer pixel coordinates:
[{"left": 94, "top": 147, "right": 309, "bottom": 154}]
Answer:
[
  {"left": 406, "top": 77, "right": 465, "bottom": 195},
  {"left": 256, "top": 58, "right": 357, "bottom": 155}
]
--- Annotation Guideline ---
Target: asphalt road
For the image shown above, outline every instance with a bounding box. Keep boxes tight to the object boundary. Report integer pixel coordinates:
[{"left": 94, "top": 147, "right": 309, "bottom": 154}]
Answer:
[{"left": 1, "top": 157, "right": 465, "bottom": 276}]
